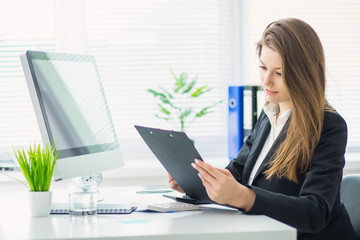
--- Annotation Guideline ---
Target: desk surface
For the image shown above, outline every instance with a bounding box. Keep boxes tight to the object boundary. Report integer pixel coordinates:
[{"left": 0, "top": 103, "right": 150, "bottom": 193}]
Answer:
[{"left": 0, "top": 186, "right": 296, "bottom": 240}]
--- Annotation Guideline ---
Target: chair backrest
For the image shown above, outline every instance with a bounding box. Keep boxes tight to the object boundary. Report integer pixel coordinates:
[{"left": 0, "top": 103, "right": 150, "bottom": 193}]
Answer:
[{"left": 341, "top": 174, "right": 360, "bottom": 240}]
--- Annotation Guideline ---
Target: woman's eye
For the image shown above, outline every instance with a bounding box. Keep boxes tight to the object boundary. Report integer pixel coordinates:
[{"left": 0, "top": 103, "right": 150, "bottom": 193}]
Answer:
[
  {"left": 276, "top": 72, "right": 282, "bottom": 76},
  {"left": 259, "top": 66, "right": 266, "bottom": 70}
]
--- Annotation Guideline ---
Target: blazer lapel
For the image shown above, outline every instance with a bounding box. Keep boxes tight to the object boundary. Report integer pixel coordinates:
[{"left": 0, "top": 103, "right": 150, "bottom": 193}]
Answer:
[
  {"left": 242, "top": 116, "right": 271, "bottom": 184},
  {"left": 252, "top": 117, "right": 291, "bottom": 182}
]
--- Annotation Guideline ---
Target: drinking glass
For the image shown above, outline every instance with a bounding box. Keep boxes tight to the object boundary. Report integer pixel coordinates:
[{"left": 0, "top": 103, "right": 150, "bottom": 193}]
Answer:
[{"left": 68, "top": 181, "right": 98, "bottom": 216}]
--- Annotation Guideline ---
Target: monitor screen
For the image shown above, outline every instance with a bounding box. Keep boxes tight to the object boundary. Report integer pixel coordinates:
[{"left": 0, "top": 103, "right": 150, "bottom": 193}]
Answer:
[{"left": 20, "top": 51, "right": 124, "bottom": 181}]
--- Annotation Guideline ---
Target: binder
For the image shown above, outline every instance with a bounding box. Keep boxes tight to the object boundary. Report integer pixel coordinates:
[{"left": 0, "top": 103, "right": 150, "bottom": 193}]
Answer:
[
  {"left": 228, "top": 86, "right": 244, "bottom": 160},
  {"left": 228, "top": 86, "right": 264, "bottom": 159}
]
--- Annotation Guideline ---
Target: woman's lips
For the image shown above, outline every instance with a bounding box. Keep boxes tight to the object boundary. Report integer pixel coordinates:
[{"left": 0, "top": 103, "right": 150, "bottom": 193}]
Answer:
[{"left": 265, "top": 88, "right": 277, "bottom": 95}]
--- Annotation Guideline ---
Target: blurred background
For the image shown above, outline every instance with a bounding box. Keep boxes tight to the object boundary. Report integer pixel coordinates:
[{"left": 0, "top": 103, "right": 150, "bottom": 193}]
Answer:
[{"left": 0, "top": 0, "right": 359, "bottom": 179}]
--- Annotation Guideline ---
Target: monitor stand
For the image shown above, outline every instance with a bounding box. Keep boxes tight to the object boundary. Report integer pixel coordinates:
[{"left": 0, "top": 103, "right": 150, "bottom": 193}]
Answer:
[
  {"left": 79, "top": 172, "right": 103, "bottom": 186},
  {"left": 70, "top": 173, "right": 103, "bottom": 203}
]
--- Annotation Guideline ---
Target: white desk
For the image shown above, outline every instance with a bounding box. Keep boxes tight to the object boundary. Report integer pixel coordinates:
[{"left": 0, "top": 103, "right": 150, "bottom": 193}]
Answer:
[{"left": 0, "top": 186, "right": 296, "bottom": 240}]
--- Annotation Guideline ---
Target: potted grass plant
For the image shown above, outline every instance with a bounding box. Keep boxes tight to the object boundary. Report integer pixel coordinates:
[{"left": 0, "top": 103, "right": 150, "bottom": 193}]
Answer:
[
  {"left": 148, "top": 68, "right": 222, "bottom": 132},
  {"left": 14, "top": 143, "right": 59, "bottom": 217}
]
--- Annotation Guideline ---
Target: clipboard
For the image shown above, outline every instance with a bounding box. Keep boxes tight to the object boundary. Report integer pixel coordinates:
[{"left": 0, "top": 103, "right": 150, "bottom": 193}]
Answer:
[{"left": 135, "top": 125, "right": 213, "bottom": 204}]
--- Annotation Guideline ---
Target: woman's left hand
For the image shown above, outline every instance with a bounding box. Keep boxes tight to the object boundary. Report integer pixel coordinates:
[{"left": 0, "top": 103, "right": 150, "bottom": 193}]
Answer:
[{"left": 191, "top": 159, "right": 255, "bottom": 211}]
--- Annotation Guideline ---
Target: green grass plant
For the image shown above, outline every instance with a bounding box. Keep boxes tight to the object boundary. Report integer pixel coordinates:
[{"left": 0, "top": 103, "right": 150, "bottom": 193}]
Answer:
[{"left": 13, "top": 144, "right": 59, "bottom": 191}]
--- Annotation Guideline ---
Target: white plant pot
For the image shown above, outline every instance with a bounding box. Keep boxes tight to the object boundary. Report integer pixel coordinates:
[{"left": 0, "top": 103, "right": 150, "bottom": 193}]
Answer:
[{"left": 28, "top": 191, "right": 52, "bottom": 217}]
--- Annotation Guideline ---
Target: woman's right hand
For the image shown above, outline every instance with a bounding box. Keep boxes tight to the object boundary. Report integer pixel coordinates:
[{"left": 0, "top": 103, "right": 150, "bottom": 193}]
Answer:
[{"left": 168, "top": 173, "right": 185, "bottom": 193}]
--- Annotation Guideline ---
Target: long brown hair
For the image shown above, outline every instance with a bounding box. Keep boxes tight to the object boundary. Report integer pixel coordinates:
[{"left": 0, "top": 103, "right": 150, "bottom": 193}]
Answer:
[{"left": 257, "top": 18, "right": 330, "bottom": 183}]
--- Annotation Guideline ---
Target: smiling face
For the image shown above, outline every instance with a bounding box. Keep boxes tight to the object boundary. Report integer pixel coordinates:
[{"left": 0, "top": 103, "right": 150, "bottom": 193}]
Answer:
[{"left": 259, "top": 46, "right": 293, "bottom": 114}]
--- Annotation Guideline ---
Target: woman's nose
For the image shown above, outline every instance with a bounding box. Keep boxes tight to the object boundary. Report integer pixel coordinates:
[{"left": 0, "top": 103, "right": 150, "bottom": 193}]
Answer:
[{"left": 263, "top": 72, "right": 273, "bottom": 86}]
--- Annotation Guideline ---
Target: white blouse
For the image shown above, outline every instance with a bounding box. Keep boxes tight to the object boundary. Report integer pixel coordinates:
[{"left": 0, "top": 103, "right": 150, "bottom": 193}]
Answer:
[{"left": 247, "top": 103, "right": 292, "bottom": 185}]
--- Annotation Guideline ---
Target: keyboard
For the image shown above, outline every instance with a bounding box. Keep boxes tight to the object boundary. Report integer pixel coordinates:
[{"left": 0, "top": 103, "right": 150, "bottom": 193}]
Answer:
[{"left": 132, "top": 201, "right": 200, "bottom": 212}]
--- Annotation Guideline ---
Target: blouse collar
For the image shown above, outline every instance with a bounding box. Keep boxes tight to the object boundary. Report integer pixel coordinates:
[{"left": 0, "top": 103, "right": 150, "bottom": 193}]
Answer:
[{"left": 263, "top": 102, "right": 292, "bottom": 127}]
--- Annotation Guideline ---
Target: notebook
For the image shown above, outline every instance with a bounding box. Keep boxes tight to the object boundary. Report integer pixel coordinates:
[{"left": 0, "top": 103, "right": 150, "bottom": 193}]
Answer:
[
  {"left": 135, "top": 125, "right": 213, "bottom": 204},
  {"left": 51, "top": 203, "right": 137, "bottom": 215}
]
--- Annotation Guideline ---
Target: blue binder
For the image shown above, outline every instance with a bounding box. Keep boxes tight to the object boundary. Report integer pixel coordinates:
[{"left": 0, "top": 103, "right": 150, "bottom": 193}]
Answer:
[
  {"left": 228, "top": 86, "right": 244, "bottom": 159},
  {"left": 228, "top": 86, "right": 262, "bottom": 159}
]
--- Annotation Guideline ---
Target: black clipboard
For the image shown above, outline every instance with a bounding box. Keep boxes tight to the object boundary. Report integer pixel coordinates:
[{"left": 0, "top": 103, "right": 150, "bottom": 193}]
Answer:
[{"left": 135, "top": 125, "right": 213, "bottom": 204}]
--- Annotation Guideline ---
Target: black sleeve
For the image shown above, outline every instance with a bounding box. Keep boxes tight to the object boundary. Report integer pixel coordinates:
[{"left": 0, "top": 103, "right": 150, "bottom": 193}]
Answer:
[{"left": 246, "top": 111, "right": 347, "bottom": 233}]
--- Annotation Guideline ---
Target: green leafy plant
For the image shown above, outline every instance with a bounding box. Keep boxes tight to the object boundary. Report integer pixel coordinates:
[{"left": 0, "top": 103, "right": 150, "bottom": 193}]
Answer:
[
  {"left": 13, "top": 144, "right": 59, "bottom": 191},
  {"left": 148, "top": 68, "right": 222, "bottom": 132}
]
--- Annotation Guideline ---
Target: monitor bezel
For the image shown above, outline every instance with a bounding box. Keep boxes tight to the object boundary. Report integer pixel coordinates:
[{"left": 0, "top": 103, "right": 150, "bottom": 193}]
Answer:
[{"left": 20, "top": 50, "right": 124, "bottom": 181}]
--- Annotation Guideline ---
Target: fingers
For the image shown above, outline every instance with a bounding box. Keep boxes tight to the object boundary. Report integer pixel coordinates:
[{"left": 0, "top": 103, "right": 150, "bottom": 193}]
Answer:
[
  {"left": 192, "top": 159, "right": 224, "bottom": 179},
  {"left": 191, "top": 160, "right": 246, "bottom": 206},
  {"left": 197, "top": 171, "right": 211, "bottom": 187},
  {"left": 191, "top": 159, "right": 221, "bottom": 186},
  {"left": 217, "top": 168, "right": 232, "bottom": 177},
  {"left": 196, "top": 160, "right": 232, "bottom": 177},
  {"left": 168, "top": 173, "right": 174, "bottom": 181},
  {"left": 167, "top": 173, "right": 185, "bottom": 193}
]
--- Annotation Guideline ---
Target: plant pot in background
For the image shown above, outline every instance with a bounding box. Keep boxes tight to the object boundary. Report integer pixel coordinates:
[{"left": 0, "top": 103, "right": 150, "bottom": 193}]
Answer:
[{"left": 28, "top": 191, "right": 52, "bottom": 217}]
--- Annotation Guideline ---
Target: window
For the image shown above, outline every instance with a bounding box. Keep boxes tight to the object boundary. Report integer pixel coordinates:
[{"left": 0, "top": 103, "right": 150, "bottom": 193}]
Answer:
[
  {"left": 0, "top": 0, "right": 232, "bottom": 162},
  {"left": 82, "top": 0, "right": 232, "bottom": 160},
  {"left": 1, "top": 0, "right": 359, "bottom": 168},
  {"left": 0, "top": 0, "right": 55, "bottom": 153}
]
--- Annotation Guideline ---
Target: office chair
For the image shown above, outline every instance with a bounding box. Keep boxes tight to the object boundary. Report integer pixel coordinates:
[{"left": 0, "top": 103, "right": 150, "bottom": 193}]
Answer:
[{"left": 340, "top": 174, "right": 360, "bottom": 240}]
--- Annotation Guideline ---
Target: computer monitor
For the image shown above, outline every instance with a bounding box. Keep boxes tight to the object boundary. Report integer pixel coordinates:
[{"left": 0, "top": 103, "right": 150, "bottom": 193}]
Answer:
[{"left": 20, "top": 51, "right": 124, "bottom": 181}]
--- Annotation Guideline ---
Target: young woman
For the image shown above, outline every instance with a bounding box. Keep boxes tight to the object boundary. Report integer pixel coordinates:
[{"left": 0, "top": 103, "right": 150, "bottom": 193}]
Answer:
[{"left": 168, "top": 18, "right": 356, "bottom": 240}]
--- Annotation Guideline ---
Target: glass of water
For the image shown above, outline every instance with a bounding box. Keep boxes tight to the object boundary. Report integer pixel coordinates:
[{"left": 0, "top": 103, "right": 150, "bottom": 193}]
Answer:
[{"left": 68, "top": 181, "right": 98, "bottom": 216}]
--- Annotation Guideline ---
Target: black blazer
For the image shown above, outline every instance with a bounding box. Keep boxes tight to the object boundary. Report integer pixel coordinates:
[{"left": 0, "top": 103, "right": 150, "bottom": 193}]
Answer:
[{"left": 226, "top": 110, "right": 356, "bottom": 240}]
